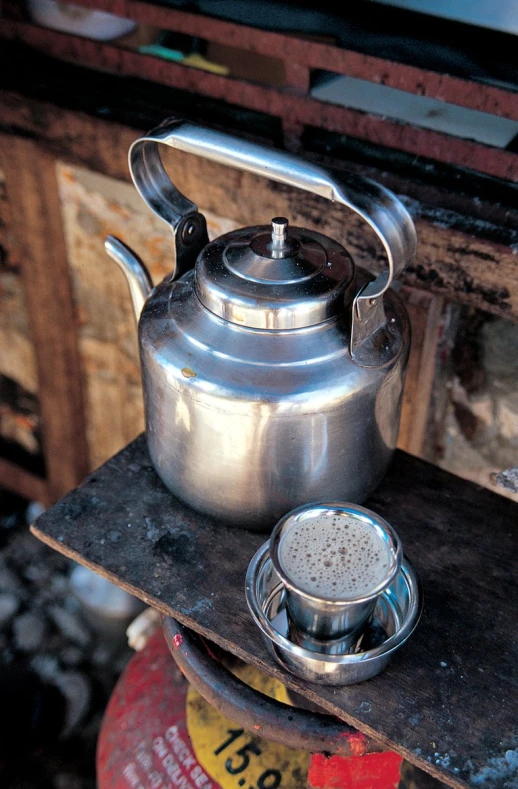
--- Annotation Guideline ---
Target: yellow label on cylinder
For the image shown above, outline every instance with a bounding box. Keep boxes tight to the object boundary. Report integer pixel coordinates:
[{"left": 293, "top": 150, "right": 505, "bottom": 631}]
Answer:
[{"left": 186, "top": 663, "right": 309, "bottom": 789}]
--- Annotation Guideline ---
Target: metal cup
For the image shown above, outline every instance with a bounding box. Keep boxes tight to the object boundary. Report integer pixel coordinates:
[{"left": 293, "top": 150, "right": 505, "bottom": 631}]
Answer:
[{"left": 269, "top": 503, "right": 402, "bottom": 654}]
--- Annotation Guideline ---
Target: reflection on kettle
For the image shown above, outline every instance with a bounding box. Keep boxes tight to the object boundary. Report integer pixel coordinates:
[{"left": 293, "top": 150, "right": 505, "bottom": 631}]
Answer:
[{"left": 105, "top": 118, "right": 416, "bottom": 531}]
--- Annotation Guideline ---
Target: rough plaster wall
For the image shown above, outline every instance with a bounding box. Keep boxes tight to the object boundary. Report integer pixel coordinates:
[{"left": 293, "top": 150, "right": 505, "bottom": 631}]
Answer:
[{"left": 56, "top": 163, "right": 238, "bottom": 470}]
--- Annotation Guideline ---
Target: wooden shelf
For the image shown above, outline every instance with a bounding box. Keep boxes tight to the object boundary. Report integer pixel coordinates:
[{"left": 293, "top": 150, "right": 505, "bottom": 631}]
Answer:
[
  {"left": 2, "top": 0, "right": 518, "bottom": 181},
  {"left": 32, "top": 434, "right": 518, "bottom": 789}
]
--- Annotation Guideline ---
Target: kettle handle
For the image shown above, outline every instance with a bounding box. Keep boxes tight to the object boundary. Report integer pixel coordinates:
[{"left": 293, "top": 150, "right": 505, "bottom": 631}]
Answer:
[{"left": 129, "top": 118, "right": 417, "bottom": 347}]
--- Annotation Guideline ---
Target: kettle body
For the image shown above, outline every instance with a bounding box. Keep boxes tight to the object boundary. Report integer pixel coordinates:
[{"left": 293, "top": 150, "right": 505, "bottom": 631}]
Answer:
[
  {"left": 106, "top": 119, "right": 416, "bottom": 531},
  {"left": 139, "top": 265, "right": 409, "bottom": 530}
]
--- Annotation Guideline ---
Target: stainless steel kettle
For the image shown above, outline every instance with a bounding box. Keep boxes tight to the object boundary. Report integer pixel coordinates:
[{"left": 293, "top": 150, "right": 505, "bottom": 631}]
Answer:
[{"left": 106, "top": 118, "right": 416, "bottom": 531}]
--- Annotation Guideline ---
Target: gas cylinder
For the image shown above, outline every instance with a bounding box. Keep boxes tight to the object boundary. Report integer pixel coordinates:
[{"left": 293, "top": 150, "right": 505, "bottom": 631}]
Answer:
[{"left": 97, "top": 628, "right": 433, "bottom": 789}]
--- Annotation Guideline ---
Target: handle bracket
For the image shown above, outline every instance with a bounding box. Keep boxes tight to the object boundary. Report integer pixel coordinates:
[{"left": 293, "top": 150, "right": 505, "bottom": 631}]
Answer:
[{"left": 129, "top": 120, "right": 209, "bottom": 279}]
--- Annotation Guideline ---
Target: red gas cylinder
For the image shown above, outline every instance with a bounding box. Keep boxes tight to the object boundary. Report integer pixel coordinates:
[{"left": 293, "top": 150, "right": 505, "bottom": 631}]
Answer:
[{"left": 97, "top": 628, "right": 406, "bottom": 789}]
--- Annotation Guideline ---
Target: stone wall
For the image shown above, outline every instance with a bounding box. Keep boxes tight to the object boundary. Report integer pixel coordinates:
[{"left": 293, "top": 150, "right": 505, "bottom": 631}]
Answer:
[{"left": 436, "top": 310, "right": 518, "bottom": 502}]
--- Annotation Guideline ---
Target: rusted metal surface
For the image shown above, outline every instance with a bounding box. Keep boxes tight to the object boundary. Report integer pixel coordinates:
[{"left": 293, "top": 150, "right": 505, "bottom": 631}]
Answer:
[
  {"left": 163, "top": 617, "right": 380, "bottom": 758},
  {"left": 2, "top": 21, "right": 518, "bottom": 182},
  {"left": 31, "top": 434, "right": 518, "bottom": 789},
  {"left": 30, "top": 0, "right": 518, "bottom": 121}
]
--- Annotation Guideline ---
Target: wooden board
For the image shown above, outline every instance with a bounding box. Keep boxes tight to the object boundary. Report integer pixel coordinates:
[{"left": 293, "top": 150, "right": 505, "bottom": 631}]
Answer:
[
  {"left": 3, "top": 14, "right": 518, "bottom": 183},
  {"left": 54, "top": 163, "right": 239, "bottom": 472},
  {"left": 32, "top": 435, "right": 518, "bottom": 789},
  {"left": 398, "top": 288, "right": 445, "bottom": 456},
  {"left": 1, "top": 80, "right": 518, "bottom": 320},
  {"left": 0, "top": 136, "right": 89, "bottom": 503},
  {"left": 0, "top": 160, "right": 39, "bottom": 397},
  {"left": 0, "top": 158, "right": 46, "bottom": 496}
]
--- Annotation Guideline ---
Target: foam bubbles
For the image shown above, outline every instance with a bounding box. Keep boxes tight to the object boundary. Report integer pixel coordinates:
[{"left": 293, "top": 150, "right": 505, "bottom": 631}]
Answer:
[{"left": 278, "top": 513, "right": 393, "bottom": 600}]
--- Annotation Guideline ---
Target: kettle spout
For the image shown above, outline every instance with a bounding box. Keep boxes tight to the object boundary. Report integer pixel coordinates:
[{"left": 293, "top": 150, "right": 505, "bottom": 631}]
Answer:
[{"left": 105, "top": 235, "right": 153, "bottom": 323}]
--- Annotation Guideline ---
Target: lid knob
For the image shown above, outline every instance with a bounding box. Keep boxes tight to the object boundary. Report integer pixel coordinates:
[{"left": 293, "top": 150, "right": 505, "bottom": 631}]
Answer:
[
  {"left": 271, "top": 217, "right": 290, "bottom": 258},
  {"left": 272, "top": 216, "right": 288, "bottom": 240}
]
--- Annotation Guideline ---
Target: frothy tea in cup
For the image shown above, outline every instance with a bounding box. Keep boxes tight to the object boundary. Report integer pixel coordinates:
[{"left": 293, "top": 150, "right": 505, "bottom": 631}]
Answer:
[{"left": 278, "top": 513, "right": 394, "bottom": 600}]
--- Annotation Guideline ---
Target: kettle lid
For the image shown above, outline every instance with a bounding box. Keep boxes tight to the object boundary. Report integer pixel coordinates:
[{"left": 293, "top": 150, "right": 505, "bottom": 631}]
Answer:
[{"left": 194, "top": 218, "right": 355, "bottom": 329}]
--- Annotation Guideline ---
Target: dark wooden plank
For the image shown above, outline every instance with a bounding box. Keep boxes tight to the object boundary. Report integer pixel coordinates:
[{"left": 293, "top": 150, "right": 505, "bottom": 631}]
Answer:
[
  {"left": 398, "top": 288, "right": 444, "bottom": 456},
  {"left": 1, "top": 88, "right": 517, "bottom": 320},
  {"left": 31, "top": 435, "right": 518, "bottom": 789},
  {"left": 10, "top": 0, "right": 518, "bottom": 121},
  {"left": 0, "top": 457, "right": 48, "bottom": 503},
  {"left": 3, "top": 40, "right": 518, "bottom": 234},
  {"left": 3, "top": 20, "right": 518, "bottom": 183},
  {"left": 0, "top": 135, "right": 89, "bottom": 502}
]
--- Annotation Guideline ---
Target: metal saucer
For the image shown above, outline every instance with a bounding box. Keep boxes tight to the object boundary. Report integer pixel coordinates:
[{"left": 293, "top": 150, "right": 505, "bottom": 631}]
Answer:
[{"left": 245, "top": 542, "right": 422, "bottom": 686}]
